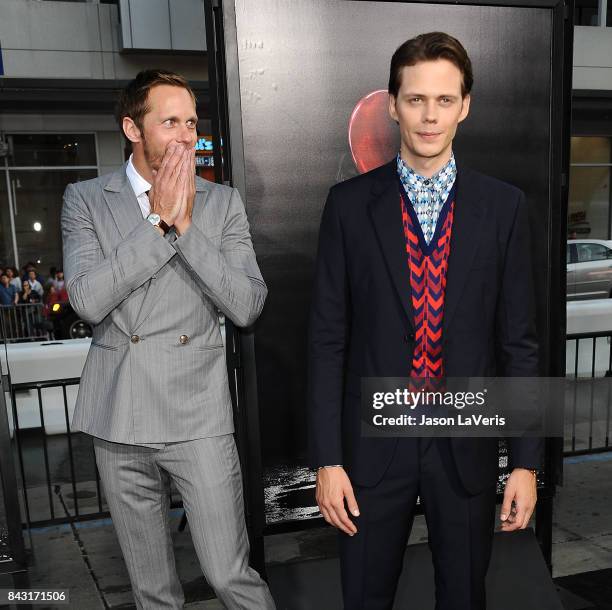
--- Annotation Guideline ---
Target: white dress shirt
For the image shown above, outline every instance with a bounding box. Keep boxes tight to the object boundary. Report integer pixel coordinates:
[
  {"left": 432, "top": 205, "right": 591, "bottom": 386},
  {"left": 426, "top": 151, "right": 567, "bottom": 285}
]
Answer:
[{"left": 126, "top": 154, "right": 152, "bottom": 219}]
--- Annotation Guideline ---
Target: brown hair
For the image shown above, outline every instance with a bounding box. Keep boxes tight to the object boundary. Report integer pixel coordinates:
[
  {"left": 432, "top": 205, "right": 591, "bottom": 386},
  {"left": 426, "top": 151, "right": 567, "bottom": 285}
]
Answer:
[
  {"left": 115, "top": 69, "right": 196, "bottom": 135},
  {"left": 388, "top": 32, "right": 473, "bottom": 99}
]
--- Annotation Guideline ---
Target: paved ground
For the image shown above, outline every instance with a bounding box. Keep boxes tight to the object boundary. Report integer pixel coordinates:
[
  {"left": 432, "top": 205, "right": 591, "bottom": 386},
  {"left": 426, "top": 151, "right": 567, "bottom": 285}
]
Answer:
[{"left": 0, "top": 452, "right": 609, "bottom": 609}]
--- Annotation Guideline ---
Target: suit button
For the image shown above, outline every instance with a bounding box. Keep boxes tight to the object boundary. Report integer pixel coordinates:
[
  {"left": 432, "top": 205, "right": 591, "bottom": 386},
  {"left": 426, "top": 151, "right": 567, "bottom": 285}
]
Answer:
[
  {"left": 179, "top": 334, "right": 189, "bottom": 345},
  {"left": 404, "top": 333, "right": 415, "bottom": 343},
  {"left": 130, "top": 335, "right": 140, "bottom": 344}
]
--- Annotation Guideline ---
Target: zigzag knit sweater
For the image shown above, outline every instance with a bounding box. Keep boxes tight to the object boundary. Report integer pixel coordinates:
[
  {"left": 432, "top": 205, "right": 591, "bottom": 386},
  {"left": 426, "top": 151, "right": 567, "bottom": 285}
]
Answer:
[{"left": 400, "top": 185, "right": 456, "bottom": 378}]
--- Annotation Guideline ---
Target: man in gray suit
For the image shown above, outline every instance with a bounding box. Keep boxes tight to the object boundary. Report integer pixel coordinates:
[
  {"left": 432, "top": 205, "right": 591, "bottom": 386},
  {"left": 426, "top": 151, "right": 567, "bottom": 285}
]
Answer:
[{"left": 61, "top": 69, "right": 275, "bottom": 609}]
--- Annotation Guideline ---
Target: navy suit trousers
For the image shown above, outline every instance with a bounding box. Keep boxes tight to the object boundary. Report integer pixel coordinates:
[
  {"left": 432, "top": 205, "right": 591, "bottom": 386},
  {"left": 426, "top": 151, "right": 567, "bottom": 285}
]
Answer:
[{"left": 339, "top": 437, "right": 497, "bottom": 609}]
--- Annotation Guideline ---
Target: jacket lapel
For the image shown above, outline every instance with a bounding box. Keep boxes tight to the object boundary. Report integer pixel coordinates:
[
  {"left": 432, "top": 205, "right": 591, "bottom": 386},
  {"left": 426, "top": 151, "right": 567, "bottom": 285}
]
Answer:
[
  {"left": 368, "top": 161, "right": 414, "bottom": 329},
  {"left": 98, "top": 166, "right": 146, "bottom": 334},
  {"left": 102, "top": 164, "right": 144, "bottom": 239},
  {"left": 132, "top": 179, "right": 209, "bottom": 332},
  {"left": 443, "top": 165, "right": 486, "bottom": 333}
]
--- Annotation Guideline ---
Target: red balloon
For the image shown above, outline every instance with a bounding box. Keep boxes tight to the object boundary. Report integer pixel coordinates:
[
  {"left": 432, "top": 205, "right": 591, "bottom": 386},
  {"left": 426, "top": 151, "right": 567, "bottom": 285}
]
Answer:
[{"left": 349, "top": 90, "right": 400, "bottom": 174}]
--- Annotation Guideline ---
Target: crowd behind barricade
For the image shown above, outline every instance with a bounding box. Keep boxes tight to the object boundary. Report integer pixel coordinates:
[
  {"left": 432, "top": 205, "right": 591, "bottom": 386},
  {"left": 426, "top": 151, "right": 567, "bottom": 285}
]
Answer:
[
  {"left": 0, "top": 263, "right": 68, "bottom": 308},
  {"left": 0, "top": 263, "right": 71, "bottom": 341}
]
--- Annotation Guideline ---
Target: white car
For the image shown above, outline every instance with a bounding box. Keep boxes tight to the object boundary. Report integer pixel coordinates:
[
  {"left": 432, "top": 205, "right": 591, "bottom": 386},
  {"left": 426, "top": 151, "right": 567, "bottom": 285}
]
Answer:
[{"left": 567, "top": 239, "right": 612, "bottom": 300}]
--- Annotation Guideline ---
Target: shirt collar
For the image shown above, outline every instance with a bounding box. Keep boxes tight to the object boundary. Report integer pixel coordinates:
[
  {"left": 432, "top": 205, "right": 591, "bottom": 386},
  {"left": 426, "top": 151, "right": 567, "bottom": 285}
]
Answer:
[
  {"left": 396, "top": 152, "right": 457, "bottom": 197},
  {"left": 126, "top": 154, "right": 152, "bottom": 198}
]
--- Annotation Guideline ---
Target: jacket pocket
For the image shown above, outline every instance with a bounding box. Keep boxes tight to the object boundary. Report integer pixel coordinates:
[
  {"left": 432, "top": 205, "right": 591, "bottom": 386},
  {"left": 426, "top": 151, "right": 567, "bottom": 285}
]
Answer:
[
  {"left": 90, "top": 341, "right": 119, "bottom": 351},
  {"left": 194, "top": 343, "right": 224, "bottom": 351}
]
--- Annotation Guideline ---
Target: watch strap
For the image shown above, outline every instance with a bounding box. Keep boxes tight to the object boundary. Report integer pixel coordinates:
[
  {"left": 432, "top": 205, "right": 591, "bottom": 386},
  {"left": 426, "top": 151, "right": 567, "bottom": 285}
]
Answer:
[{"left": 158, "top": 218, "right": 171, "bottom": 235}]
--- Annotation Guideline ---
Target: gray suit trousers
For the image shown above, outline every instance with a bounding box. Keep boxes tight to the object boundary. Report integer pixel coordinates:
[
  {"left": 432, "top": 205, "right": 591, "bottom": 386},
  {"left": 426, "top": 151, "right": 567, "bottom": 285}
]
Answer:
[{"left": 94, "top": 434, "right": 275, "bottom": 610}]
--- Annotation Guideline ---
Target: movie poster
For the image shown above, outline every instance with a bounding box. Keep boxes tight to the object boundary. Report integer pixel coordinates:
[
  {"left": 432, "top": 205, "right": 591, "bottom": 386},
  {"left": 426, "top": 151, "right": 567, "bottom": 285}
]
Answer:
[{"left": 227, "top": 0, "right": 553, "bottom": 526}]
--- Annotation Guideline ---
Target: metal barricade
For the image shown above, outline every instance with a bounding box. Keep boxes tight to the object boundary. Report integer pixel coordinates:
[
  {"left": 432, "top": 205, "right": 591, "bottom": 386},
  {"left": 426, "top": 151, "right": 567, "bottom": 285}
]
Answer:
[
  {"left": 565, "top": 330, "right": 612, "bottom": 456},
  {"left": 8, "top": 378, "right": 105, "bottom": 527},
  {"left": 5, "top": 328, "right": 608, "bottom": 524},
  {"left": 6, "top": 376, "right": 184, "bottom": 527},
  {"left": 0, "top": 304, "right": 50, "bottom": 343}
]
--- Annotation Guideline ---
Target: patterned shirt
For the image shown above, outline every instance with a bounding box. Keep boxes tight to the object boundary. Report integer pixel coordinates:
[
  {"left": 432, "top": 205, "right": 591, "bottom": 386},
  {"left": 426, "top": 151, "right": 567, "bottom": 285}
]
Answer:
[{"left": 397, "top": 153, "right": 457, "bottom": 245}]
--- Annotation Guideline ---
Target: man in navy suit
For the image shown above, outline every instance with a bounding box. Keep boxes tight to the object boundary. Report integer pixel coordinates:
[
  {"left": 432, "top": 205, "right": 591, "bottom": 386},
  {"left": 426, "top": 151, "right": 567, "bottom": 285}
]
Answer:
[{"left": 308, "top": 32, "right": 542, "bottom": 609}]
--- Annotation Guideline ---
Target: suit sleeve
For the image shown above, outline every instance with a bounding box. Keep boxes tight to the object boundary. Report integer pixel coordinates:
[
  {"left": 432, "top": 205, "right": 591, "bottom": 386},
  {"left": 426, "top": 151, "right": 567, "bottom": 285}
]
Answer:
[
  {"left": 308, "top": 187, "right": 348, "bottom": 469},
  {"left": 171, "top": 187, "right": 267, "bottom": 328},
  {"left": 61, "top": 182, "right": 177, "bottom": 325},
  {"left": 496, "top": 190, "right": 544, "bottom": 470}
]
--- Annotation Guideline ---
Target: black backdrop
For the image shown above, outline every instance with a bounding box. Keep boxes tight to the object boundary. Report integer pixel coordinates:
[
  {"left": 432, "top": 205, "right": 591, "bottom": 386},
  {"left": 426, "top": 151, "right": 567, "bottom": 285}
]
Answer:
[{"left": 219, "top": 0, "right": 570, "bottom": 537}]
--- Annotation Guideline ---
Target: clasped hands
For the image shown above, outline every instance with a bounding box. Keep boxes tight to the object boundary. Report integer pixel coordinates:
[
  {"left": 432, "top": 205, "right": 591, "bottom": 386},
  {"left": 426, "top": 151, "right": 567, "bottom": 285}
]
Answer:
[
  {"left": 148, "top": 143, "right": 196, "bottom": 236},
  {"left": 316, "top": 465, "right": 537, "bottom": 536}
]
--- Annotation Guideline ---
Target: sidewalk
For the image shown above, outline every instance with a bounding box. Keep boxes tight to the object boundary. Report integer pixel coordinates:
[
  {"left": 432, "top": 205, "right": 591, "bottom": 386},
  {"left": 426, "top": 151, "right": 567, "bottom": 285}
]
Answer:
[{"left": 0, "top": 452, "right": 609, "bottom": 609}]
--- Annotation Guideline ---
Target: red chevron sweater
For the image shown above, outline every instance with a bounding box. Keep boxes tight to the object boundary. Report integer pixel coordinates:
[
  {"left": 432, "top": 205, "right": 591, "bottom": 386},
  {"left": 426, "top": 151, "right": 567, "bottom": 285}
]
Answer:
[{"left": 400, "top": 192, "right": 455, "bottom": 378}]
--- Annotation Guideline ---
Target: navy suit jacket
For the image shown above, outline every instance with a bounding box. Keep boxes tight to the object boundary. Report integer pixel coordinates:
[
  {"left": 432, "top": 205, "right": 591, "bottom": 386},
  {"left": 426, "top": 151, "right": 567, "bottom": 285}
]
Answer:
[{"left": 308, "top": 159, "right": 543, "bottom": 495}]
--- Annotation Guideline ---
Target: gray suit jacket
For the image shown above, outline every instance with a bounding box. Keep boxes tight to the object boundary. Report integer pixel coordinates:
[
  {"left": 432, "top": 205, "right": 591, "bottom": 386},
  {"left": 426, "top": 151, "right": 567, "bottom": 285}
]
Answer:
[{"left": 61, "top": 164, "right": 267, "bottom": 445}]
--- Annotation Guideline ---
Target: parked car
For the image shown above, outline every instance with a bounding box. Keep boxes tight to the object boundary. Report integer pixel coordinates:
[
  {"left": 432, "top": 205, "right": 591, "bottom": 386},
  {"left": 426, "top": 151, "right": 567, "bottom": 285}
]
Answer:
[
  {"left": 567, "top": 239, "right": 612, "bottom": 300},
  {"left": 46, "top": 301, "right": 92, "bottom": 339}
]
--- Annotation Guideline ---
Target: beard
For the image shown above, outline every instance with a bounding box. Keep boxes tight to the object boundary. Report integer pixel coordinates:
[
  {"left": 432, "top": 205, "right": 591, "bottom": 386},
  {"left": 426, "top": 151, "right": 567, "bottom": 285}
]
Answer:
[{"left": 142, "top": 135, "right": 167, "bottom": 172}]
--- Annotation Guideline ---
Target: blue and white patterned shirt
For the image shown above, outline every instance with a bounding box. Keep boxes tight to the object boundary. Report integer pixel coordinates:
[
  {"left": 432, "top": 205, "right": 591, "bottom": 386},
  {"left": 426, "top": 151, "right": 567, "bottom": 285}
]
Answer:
[{"left": 397, "top": 153, "right": 457, "bottom": 245}]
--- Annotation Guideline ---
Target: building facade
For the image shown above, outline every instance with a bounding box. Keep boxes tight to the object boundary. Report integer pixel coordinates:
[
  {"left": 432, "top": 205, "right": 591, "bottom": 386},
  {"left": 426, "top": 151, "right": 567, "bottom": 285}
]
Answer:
[
  {"left": 571, "top": 1, "right": 612, "bottom": 242},
  {"left": 0, "top": 0, "right": 210, "bottom": 276},
  {"left": 0, "top": 0, "right": 611, "bottom": 275}
]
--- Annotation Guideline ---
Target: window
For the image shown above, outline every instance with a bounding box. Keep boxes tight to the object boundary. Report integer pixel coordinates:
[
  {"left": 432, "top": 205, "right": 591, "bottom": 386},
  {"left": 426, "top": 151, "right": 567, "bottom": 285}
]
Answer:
[
  {"left": 575, "top": 0, "right": 612, "bottom": 26},
  {"left": 575, "top": 0, "right": 600, "bottom": 25},
  {"left": 568, "top": 137, "right": 612, "bottom": 240},
  {"left": 577, "top": 243, "right": 611, "bottom": 263},
  {"left": 0, "top": 133, "right": 97, "bottom": 275},
  {"left": 39, "top": 1, "right": 118, "bottom": 3},
  {"left": 7, "top": 134, "right": 97, "bottom": 168}
]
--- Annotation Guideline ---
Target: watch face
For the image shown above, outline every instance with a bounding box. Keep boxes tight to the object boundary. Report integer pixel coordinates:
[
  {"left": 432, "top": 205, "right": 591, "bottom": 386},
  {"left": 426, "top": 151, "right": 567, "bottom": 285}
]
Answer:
[{"left": 147, "top": 213, "right": 161, "bottom": 225}]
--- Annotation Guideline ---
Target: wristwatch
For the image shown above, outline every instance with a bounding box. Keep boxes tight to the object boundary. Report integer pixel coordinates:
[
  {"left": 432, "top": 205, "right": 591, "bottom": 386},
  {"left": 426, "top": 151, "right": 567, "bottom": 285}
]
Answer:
[{"left": 146, "top": 213, "right": 171, "bottom": 235}]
